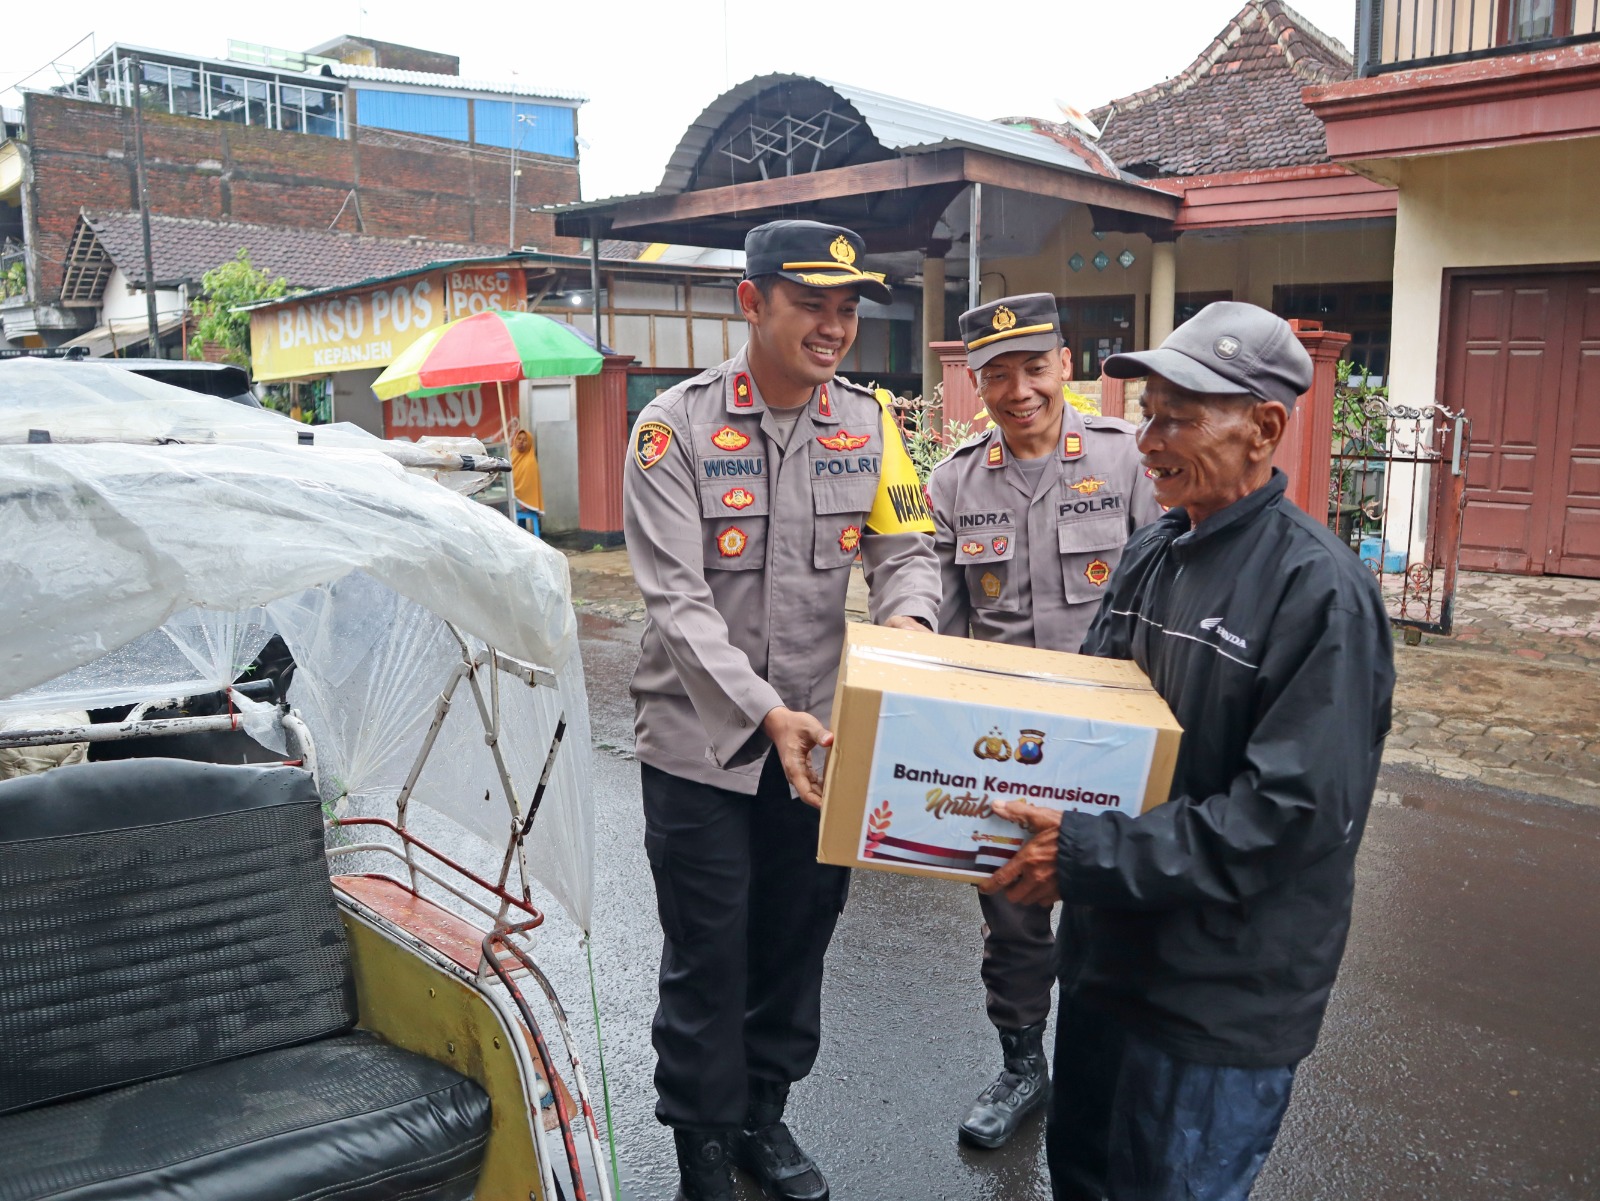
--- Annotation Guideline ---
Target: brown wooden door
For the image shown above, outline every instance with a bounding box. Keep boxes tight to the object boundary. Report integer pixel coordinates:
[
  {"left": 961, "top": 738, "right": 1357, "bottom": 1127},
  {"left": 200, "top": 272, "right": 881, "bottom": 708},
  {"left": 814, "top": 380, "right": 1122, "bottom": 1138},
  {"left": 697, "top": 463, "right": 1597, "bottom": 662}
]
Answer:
[
  {"left": 1547, "top": 279, "right": 1600, "bottom": 576},
  {"left": 1446, "top": 271, "right": 1600, "bottom": 577}
]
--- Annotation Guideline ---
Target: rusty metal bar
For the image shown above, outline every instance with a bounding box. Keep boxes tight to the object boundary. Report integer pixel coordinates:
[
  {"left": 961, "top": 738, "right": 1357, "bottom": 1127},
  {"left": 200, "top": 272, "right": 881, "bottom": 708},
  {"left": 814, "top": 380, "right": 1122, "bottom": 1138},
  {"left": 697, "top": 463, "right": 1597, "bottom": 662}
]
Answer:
[
  {"left": 332, "top": 816, "right": 546, "bottom": 926},
  {"left": 0, "top": 713, "right": 238, "bottom": 749},
  {"left": 482, "top": 929, "right": 596, "bottom": 1201}
]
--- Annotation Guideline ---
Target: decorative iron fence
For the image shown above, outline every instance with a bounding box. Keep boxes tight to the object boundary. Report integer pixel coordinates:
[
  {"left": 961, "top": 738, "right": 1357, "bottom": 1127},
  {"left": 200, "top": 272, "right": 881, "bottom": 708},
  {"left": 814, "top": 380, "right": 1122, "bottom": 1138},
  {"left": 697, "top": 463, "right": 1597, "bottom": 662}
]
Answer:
[{"left": 1328, "top": 386, "right": 1471, "bottom": 636}]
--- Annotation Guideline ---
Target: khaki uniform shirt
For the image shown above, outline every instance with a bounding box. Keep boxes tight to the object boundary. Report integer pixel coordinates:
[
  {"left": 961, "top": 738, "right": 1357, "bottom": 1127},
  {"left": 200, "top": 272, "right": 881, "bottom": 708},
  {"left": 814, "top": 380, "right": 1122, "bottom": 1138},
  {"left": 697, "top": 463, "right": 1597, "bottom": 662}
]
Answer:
[
  {"left": 624, "top": 347, "right": 941, "bottom": 794},
  {"left": 927, "top": 405, "right": 1161, "bottom": 652}
]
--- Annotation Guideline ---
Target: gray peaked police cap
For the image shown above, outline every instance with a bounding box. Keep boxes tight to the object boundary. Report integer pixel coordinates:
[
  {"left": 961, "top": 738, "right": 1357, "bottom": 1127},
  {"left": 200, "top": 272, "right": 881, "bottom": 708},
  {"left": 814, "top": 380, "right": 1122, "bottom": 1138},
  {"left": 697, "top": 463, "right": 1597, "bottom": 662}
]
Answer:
[
  {"left": 743, "top": 220, "right": 892, "bottom": 305},
  {"left": 960, "top": 293, "right": 1063, "bottom": 370},
  {"left": 1102, "top": 301, "right": 1314, "bottom": 411}
]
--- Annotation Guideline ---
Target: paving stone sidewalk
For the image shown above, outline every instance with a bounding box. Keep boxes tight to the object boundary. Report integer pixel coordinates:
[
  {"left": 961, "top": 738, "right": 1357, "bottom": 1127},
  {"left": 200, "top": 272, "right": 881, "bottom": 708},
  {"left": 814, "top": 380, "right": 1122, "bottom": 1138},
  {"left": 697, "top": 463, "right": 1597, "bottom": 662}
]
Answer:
[{"left": 564, "top": 549, "right": 1600, "bottom": 808}]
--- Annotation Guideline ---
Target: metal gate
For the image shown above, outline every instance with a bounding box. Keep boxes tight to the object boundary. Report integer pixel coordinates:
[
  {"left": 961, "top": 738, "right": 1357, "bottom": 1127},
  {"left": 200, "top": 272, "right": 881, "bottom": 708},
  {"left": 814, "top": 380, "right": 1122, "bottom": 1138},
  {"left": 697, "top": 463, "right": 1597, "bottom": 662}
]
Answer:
[{"left": 1327, "top": 387, "right": 1471, "bottom": 637}]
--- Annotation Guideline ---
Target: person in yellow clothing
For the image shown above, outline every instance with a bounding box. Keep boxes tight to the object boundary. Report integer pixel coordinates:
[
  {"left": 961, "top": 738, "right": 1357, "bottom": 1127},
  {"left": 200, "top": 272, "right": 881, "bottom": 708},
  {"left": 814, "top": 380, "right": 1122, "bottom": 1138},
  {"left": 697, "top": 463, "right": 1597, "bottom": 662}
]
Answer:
[{"left": 509, "top": 425, "right": 544, "bottom": 532}]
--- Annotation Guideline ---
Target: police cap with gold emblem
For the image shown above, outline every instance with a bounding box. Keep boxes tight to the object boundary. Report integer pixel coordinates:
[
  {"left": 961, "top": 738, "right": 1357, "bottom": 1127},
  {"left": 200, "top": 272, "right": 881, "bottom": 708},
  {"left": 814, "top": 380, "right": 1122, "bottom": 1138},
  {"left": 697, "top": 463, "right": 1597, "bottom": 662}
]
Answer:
[
  {"left": 960, "top": 292, "right": 1063, "bottom": 369},
  {"left": 744, "top": 220, "right": 892, "bottom": 305}
]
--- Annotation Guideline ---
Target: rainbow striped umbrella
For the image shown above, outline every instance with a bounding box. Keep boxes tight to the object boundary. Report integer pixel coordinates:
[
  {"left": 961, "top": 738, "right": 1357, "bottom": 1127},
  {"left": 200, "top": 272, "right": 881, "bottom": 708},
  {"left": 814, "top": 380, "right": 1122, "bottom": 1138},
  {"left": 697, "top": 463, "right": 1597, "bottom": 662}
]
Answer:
[{"left": 372, "top": 310, "right": 603, "bottom": 401}]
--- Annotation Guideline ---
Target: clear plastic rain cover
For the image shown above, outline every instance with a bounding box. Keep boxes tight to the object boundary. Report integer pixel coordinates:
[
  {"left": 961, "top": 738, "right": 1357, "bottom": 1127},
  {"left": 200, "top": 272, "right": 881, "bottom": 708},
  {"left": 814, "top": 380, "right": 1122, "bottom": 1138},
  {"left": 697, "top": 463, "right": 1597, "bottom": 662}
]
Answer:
[{"left": 0, "top": 436, "right": 593, "bottom": 931}]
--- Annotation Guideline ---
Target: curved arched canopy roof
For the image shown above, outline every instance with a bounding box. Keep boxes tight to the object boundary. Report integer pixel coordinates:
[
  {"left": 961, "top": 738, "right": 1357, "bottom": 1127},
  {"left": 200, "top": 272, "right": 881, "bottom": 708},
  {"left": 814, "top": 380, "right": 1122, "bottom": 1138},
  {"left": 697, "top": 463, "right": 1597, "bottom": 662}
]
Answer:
[{"left": 554, "top": 75, "right": 1176, "bottom": 253}]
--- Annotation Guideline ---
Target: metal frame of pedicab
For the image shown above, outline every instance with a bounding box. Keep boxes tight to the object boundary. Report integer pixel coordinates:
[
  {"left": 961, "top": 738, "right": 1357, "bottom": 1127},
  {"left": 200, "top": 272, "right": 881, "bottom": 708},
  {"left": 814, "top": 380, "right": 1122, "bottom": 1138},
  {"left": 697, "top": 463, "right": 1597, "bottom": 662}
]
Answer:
[{"left": 0, "top": 446, "right": 614, "bottom": 1201}]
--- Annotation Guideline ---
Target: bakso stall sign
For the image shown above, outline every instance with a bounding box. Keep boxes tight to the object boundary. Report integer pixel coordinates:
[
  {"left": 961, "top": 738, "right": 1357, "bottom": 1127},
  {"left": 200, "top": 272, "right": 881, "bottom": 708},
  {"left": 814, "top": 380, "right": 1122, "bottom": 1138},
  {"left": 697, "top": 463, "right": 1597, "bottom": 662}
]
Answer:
[
  {"left": 384, "top": 385, "right": 510, "bottom": 442},
  {"left": 250, "top": 275, "right": 446, "bottom": 382},
  {"left": 446, "top": 266, "right": 526, "bottom": 318}
]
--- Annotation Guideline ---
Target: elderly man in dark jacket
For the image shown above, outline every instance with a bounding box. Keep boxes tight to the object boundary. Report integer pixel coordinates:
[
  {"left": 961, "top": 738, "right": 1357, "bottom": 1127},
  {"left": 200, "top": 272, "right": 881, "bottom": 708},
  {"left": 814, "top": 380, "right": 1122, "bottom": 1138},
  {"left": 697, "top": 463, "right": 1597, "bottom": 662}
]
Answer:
[{"left": 983, "top": 302, "right": 1395, "bottom": 1201}]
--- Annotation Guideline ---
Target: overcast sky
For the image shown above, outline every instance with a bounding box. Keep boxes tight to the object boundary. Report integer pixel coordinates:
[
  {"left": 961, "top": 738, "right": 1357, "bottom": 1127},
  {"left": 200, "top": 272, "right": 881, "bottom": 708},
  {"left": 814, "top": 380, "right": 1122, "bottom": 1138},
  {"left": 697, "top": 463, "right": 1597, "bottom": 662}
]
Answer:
[{"left": 3, "top": 0, "right": 1357, "bottom": 201}]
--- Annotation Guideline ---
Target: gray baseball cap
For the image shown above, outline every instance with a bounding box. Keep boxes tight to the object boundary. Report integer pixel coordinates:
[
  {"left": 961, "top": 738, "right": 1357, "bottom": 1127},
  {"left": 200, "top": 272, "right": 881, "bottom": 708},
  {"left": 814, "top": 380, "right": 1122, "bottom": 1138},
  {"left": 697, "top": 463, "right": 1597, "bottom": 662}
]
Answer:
[{"left": 1102, "top": 301, "right": 1313, "bottom": 410}]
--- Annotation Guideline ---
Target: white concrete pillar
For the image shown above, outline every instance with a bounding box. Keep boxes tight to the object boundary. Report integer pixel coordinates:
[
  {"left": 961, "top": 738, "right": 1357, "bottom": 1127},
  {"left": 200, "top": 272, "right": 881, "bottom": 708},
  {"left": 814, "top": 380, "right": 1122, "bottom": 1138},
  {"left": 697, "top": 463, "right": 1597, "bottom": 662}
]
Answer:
[
  {"left": 1148, "top": 239, "right": 1177, "bottom": 347},
  {"left": 921, "top": 256, "right": 946, "bottom": 402}
]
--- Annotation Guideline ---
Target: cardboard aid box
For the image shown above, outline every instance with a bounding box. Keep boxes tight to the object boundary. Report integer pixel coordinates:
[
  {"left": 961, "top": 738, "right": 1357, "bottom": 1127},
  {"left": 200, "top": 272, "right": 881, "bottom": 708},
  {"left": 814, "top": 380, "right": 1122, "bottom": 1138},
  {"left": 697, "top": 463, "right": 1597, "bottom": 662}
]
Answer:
[{"left": 818, "top": 623, "right": 1182, "bottom": 883}]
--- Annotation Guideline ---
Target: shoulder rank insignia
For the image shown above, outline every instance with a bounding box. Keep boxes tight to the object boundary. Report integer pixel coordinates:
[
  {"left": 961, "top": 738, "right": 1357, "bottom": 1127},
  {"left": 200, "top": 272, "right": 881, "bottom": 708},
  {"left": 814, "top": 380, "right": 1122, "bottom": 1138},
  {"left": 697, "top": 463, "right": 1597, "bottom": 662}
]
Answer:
[
  {"left": 634, "top": 421, "right": 673, "bottom": 470},
  {"left": 1063, "top": 431, "right": 1083, "bottom": 458},
  {"left": 733, "top": 372, "right": 753, "bottom": 408},
  {"left": 1085, "top": 558, "right": 1111, "bottom": 587},
  {"left": 992, "top": 535, "right": 1009, "bottom": 556},
  {"left": 818, "top": 384, "right": 832, "bottom": 419},
  {"left": 711, "top": 425, "right": 750, "bottom": 452},
  {"left": 980, "top": 571, "right": 1002, "bottom": 599},
  {"left": 961, "top": 540, "right": 985, "bottom": 557},
  {"left": 716, "top": 527, "right": 748, "bottom": 558},
  {"left": 986, "top": 442, "right": 1004, "bottom": 467},
  {"left": 838, "top": 524, "right": 861, "bottom": 553},
  {"left": 817, "top": 430, "right": 871, "bottom": 452},
  {"left": 1068, "top": 476, "right": 1105, "bottom": 495},
  {"left": 722, "top": 487, "right": 756, "bottom": 510}
]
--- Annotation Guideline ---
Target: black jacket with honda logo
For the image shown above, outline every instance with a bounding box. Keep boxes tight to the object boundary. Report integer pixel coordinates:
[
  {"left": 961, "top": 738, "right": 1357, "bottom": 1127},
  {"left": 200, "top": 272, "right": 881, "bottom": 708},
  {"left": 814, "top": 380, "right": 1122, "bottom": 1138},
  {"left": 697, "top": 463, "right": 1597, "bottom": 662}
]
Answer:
[{"left": 1067, "top": 469, "right": 1394, "bottom": 1067}]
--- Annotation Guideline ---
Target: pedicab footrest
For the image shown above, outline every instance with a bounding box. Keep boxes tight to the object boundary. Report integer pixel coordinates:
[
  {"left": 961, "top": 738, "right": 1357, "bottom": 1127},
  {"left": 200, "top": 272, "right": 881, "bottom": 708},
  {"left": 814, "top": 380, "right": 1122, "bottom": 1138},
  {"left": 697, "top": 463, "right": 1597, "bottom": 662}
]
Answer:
[{"left": 0, "top": 758, "right": 492, "bottom": 1201}]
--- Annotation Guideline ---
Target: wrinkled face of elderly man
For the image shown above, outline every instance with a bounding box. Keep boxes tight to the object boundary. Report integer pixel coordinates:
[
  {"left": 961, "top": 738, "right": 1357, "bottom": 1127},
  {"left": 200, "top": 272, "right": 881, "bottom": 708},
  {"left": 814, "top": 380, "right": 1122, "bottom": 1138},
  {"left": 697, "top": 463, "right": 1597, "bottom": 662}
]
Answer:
[{"left": 1135, "top": 378, "right": 1288, "bottom": 526}]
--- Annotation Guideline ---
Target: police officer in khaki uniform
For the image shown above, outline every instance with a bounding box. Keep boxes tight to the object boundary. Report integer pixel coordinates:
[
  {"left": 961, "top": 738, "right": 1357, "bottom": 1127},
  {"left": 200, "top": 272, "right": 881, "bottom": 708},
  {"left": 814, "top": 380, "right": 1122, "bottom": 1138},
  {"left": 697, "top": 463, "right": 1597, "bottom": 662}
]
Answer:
[
  {"left": 624, "top": 220, "right": 940, "bottom": 1201},
  {"left": 927, "top": 293, "right": 1161, "bottom": 1150}
]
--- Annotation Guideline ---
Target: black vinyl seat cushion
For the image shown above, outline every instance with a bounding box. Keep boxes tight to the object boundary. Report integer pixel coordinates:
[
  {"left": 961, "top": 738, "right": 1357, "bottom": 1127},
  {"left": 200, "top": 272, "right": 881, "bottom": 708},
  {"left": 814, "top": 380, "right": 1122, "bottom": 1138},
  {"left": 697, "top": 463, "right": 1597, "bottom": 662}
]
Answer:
[{"left": 0, "top": 1031, "right": 492, "bottom": 1201}]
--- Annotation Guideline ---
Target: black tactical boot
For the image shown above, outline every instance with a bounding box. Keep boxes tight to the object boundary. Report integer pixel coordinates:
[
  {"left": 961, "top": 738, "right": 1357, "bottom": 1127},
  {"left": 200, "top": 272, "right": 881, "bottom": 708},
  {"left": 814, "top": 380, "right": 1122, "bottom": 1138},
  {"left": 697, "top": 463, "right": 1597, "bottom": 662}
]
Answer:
[
  {"left": 672, "top": 1129, "right": 734, "bottom": 1201},
  {"left": 731, "top": 1079, "right": 829, "bottom": 1201},
  {"left": 957, "top": 1022, "right": 1049, "bottom": 1149}
]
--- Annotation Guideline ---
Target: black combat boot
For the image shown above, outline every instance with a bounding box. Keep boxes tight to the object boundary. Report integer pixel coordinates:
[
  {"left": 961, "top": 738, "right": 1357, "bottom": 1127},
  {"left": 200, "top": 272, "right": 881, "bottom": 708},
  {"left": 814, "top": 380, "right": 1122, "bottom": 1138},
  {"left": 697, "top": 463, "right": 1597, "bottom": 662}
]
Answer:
[
  {"left": 672, "top": 1129, "right": 734, "bottom": 1201},
  {"left": 730, "top": 1079, "right": 829, "bottom": 1201},
  {"left": 957, "top": 1022, "right": 1049, "bottom": 1149}
]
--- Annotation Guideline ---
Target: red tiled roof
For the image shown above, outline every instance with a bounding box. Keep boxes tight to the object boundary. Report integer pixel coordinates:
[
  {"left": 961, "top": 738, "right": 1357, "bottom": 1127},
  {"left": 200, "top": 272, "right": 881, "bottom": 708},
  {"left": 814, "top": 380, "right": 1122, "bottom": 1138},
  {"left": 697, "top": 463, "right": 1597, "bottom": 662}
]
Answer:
[
  {"left": 1089, "top": 1, "right": 1355, "bottom": 178},
  {"left": 81, "top": 211, "right": 501, "bottom": 291}
]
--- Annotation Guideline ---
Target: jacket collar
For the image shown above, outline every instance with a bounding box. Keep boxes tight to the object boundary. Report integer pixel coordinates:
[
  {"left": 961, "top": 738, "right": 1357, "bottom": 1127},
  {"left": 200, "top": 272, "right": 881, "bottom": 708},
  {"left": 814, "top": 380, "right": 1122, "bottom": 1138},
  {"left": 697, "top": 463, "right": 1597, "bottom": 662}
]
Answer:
[{"left": 1173, "top": 469, "right": 1288, "bottom": 547}]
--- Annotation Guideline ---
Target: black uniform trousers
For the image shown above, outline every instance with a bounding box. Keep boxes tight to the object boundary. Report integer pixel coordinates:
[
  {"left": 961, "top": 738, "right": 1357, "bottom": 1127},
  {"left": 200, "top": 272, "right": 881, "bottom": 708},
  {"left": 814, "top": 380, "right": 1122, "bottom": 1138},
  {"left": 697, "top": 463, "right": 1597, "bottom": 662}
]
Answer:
[
  {"left": 978, "top": 889, "right": 1058, "bottom": 1031},
  {"left": 642, "top": 755, "right": 850, "bottom": 1130}
]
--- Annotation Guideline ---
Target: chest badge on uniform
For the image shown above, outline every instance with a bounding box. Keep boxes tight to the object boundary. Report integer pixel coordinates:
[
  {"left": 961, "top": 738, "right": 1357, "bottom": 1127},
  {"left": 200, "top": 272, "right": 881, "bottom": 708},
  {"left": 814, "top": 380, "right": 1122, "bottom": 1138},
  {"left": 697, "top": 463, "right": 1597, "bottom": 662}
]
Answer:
[
  {"left": 979, "top": 571, "right": 1001, "bottom": 599},
  {"left": 722, "top": 487, "right": 756, "bottom": 510},
  {"left": 986, "top": 443, "right": 1004, "bottom": 466},
  {"left": 1015, "top": 729, "right": 1045, "bottom": 765},
  {"left": 817, "top": 430, "right": 871, "bottom": 451},
  {"left": 634, "top": 421, "right": 674, "bottom": 470},
  {"left": 991, "top": 535, "right": 1009, "bottom": 556},
  {"left": 1068, "top": 476, "right": 1105, "bottom": 495},
  {"left": 711, "top": 425, "right": 751, "bottom": 452},
  {"left": 818, "top": 384, "right": 833, "bottom": 419},
  {"left": 1063, "top": 431, "right": 1083, "bottom": 458},
  {"left": 1084, "top": 558, "right": 1111, "bottom": 587},
  {"left": 716, "top": 527, "right": 748, "bottom": 557},
  {"left": 838, "top": 524, "right": 861, "bottom": 553},
  {"left": 733, "top": 373, "right": 753, "bottom": 408},
  {"left": 961, "top": 540, "right": 984, "bottom": 557}
]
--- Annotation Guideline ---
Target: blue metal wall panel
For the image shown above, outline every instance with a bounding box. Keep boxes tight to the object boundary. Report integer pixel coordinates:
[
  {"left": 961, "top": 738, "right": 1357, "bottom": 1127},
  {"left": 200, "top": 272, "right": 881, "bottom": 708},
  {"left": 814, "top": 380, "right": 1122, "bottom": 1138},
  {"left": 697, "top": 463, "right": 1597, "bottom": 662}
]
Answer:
[
  {"left": 473, "top": 100, "right": 576, "bottom": 158},
  {"left": 354, "top": 89, "right": 468, "bottom": 141}
]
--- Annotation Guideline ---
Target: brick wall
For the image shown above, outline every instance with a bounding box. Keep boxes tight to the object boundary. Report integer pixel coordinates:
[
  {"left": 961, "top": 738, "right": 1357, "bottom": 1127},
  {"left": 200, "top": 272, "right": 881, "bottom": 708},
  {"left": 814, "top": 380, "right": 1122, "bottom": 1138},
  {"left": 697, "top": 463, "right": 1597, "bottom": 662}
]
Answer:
[{"left": 24, "top": 93, "right": 581, "bottom": 302}]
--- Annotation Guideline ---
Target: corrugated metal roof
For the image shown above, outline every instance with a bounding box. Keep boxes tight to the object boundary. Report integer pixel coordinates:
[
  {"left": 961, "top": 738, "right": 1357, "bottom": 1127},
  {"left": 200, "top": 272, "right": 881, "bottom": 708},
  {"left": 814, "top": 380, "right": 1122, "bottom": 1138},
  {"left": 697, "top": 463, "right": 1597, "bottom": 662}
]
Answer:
[
  {"left": 327, "top": 62, "right": 586, "bottom": 104},
  {"left": 659, "top": 74, "right": 1093, "bottom": 193}
]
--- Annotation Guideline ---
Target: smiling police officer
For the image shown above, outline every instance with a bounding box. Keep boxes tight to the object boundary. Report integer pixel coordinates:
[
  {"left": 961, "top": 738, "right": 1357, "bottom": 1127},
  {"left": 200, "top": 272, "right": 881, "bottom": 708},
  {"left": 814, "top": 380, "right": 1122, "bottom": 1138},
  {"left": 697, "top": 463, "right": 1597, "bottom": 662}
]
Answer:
[
  {"left": 623, "top": 220, "right": 940, "bottom": 1201},
  {"left": 926, "top": 293, "right": 1160, "bottom": 1150}
]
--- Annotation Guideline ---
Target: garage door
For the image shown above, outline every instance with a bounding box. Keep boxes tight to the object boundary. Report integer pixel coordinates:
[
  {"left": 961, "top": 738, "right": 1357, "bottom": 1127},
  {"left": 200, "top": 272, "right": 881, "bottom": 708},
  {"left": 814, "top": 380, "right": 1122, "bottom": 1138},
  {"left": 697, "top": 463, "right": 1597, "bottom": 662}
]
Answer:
[{"left": 1445, "top": 271, "right": 1600, "bottom": 577}]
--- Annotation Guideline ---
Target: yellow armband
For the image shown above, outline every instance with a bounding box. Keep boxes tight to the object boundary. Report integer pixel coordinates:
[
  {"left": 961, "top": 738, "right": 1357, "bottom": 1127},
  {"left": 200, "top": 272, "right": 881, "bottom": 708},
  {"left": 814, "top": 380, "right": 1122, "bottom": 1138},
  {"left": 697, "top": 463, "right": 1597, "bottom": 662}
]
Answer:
[{"left": 866, "top": 388, "right": 936, "bottom": 535}]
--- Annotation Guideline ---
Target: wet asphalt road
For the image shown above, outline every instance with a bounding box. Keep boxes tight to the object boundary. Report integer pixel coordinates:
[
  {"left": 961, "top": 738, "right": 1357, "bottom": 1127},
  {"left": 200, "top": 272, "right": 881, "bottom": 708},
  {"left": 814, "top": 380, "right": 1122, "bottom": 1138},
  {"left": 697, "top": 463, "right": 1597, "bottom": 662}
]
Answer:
[{"left": 540, "top": 613, "right": 1600, "bottom": 1201}]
